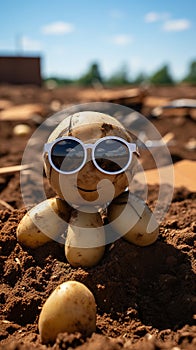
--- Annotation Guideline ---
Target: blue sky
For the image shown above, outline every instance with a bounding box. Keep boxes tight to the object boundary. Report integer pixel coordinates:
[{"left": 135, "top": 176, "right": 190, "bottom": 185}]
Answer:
[{"left": 0, "top": 0, "right": 195, "bottom": 80}]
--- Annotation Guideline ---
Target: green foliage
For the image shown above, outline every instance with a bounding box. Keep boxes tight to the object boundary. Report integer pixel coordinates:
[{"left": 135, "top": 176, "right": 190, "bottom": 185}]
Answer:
[
  {"left": 182, "top": 60, "right": 196, "bottom": 84},
  {"left": 44, "top": 77, "right": 74, "bottom": 87},
  {"left": 106, "top": 64, "right": 130, "bottom": 86},
  {"left": 132, "top": 72, "right": 148, "bottom": 85},
  {"left": 76, "top": 62, "right": 103, "bottom": 86},
  {"left": 150, "top": 65, "right": 174, "bottom": 85},
  {"left": 44, "top": 61, "right": 196, "bottom": 87}
]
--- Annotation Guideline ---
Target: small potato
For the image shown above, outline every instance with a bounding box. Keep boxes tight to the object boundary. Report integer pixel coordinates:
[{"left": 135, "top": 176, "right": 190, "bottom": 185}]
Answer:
[
  {"left": 13, "top": 124, "right": 31, "bottom": 136},
  {"left": 38, "top": 281, "right": 96, "bottom": 344},
  {"left": 108, "top": 192, "right": 159, "bottom": 246},
  {"left": 65, "top": 207, "right": 105, "bottom": 267},
  {"left": 17, "top": 198, "right": 71, "bottom": 248}
]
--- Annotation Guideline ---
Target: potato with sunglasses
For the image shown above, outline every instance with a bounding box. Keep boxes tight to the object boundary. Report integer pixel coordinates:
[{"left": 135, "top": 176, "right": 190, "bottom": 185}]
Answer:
[{"left": 17, "top": 111, "right": 159, "bottom": 267}]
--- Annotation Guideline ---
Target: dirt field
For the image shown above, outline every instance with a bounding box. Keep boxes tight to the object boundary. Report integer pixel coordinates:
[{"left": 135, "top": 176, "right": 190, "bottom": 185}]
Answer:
[{"left": 0, "top": 85, "right": 195, "bottom": 350}]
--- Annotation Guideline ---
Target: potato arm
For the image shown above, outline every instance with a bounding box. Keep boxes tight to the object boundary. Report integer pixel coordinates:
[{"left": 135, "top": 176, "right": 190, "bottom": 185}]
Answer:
[
  {"left": 108, "top": 191, "right": 159, "bottom": 246},
  {"left": 17, "top": 198, "right": 72, "bottom": 248}
]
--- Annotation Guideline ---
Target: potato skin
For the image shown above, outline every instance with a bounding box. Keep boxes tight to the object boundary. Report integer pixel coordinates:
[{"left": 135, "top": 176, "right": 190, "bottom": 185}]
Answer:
[
  {"left": 108, "top": 192, "right": 159, "bottom": 246},
  {"left": 38, "top": 281, "right": 96, "bottom": 343},
  {"left": 17, "top": 198, "right": 71, "bottom": 248},
  {"left": 44, "top": 111, "right": 135, "bottom": 206},
  {"left": 65, "top": 208, "right": 105, "bottom": 267}
]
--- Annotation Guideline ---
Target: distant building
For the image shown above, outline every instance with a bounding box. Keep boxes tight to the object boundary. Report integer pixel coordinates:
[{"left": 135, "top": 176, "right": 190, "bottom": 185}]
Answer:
[{"left": 0, "top": 56, "right": 42, "bottom": 86}]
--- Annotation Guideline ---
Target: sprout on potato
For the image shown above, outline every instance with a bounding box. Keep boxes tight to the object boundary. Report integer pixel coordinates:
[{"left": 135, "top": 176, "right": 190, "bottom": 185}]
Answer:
[{"left": 38, "top": 281, "right": 96, "bottom": 344}]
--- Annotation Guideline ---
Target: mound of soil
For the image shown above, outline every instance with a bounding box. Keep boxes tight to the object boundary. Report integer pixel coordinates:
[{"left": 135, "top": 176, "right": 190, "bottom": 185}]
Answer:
[
  {"left": 0, "top": 85, "right": 195, "bottom": 349},
  {"left": 0, "top": 186, "right": 195, "bottom": 350}
]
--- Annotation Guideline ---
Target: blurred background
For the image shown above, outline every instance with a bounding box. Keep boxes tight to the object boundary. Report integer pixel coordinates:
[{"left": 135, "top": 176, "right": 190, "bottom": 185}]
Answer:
[
  {"left": 0, "top": 0, "right": 196, "bottom": 210},
  {"left": 0, "top": 0, "right": 195, "bottom": 86}
]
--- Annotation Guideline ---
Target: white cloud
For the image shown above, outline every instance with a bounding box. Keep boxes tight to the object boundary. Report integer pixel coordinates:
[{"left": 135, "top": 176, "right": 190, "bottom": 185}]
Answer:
[
  {"left": 145, "top": 11, "right": 170, "bottom": 23},
  {"left": 163, "top": 19, "right": 191, "bottom": 32},
  {"left": 112, "top": 34, "right": 133, "bottom": 46},
  {"left": 42, "top": 21, "right": 75, "bottom": 35},
  {"left": 21, "top": 36, "right": 41, "bottom": 51},
  {"left": 145, "top": 12, "right": 160, "bottom": 23},
  {"left": 145, "top": 12, "right": 191, "bottom": 32}
]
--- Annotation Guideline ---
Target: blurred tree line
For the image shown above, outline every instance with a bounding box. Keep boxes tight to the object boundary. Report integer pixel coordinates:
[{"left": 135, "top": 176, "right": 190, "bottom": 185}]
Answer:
[{"left": 44, "top": 60, "right": 196, "bottom": 87}]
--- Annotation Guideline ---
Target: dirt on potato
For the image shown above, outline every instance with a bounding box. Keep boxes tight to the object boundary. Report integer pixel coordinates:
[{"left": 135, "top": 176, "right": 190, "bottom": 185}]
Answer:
[{"left": 0, "top": 84, "right": 195, "bottom": 350}]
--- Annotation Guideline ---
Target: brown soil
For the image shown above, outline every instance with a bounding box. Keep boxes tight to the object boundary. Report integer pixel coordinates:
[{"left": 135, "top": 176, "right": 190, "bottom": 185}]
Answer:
[{"left": 0, "top": 85, "right": 195, "bottom": 350}]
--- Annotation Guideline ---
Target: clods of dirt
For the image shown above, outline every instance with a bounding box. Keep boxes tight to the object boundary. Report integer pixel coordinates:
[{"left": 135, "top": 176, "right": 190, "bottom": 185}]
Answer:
[
  {"left": 0, "top": 85, "right": 195, "bottom": 349},
  {"left": 0, "top": 187, "right": 195, "bottom": 350}
]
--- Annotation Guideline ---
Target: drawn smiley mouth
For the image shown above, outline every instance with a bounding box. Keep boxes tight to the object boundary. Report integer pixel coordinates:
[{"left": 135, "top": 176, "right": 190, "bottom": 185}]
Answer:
[{"left": 76, "top": 186, "right": 98, "bottom": 193}]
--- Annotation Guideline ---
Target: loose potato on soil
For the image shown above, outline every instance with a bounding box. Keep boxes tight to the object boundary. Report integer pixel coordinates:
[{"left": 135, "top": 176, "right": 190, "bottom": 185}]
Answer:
[
  {"left": 38, "top": 281, "right": 96, "bottom": 344},
  {"left": 17, "top": 197, "right": 71, "bottom": 248},
  {"left": 65, "top": 207, "right": 105, "bottom": 267},
  {"left": 108, "top": 192, "right": 159, "bottom": 246},
  {"left": 13, "top": 124, "right": 31, "bottom": 136}
]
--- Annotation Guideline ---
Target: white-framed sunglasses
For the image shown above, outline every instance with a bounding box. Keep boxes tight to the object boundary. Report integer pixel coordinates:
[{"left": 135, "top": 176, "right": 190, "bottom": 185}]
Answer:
[{"left": 44, "top": 136, "right": 138, "bottom": 175}]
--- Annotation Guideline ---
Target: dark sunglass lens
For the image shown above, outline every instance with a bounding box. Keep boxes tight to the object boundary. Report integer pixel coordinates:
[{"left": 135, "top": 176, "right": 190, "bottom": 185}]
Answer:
[
  {"left": 94, "top": 139, "right": 130, "bottom": 173},
  {"left": 51, "top": 139, "right": 84, "bottom": 172}
]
